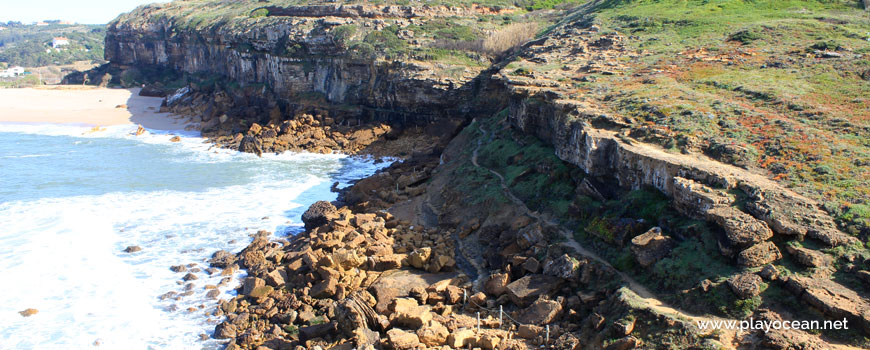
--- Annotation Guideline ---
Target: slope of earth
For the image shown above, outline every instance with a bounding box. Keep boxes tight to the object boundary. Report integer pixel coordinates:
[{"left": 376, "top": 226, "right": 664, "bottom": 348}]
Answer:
[{"left": 498, "top": 0, "right": 870, "bottom": 239}]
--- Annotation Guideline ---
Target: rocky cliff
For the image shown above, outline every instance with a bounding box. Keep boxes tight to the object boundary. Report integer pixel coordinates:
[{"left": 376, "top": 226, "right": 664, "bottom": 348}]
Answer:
[
  {"left": 105, "top": 3, "right": 505, "bottom": 129},
  {"left": 105, "top": 1, "right": 870, "bottom": 349}
]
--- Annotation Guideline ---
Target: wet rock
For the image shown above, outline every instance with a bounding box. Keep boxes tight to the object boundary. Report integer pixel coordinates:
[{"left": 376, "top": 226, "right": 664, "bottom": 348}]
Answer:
[
  {"left": 242, "top": 277, "right": 265, "bottom": 296},
  {"left": 214, "top": 322, "right": 237, "bottom": 339},
  {"left": 206, "top": 289, "right": 221, "bottom": 299},
  {"left": 727, "top": 273, "right": 763, "bottom": 299},
  {"left": 18, "top": 308, "right": 38, "bottom": 317},
  {"left": 238, "top": 135, "right": 262, "bottom": 157},
  {"left": 170, "top": 265, "right": 187, "bottom": 273},
  {"left": 506, "top": 274, "right": 563, "bottom": 307},
  {"left": 124, "top": 245, "right": 142, "bottom": 253},
  {"left": 737, "top": 241, "right": 782, "bottom": 267},
  {"left": 169, "top": 136, "right": 181, "bottom": 142},
  {"left": 302, "top": 201, "right": 337, "bottom": 230},
  {"left": 209, "top": 250, "right": 237, "bottom": 268},
  {"left": 629, "top": 227, "right": 673, "bottom": 267},
  {"left": 182, "top": 273, "right": 198, "bottom": 281},
  {"left": 516, "top": 297, "right": 563, "bottom": 324}
]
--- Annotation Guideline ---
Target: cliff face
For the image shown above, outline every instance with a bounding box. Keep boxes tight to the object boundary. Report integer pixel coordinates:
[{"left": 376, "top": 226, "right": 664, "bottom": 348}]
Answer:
[
  {"left": 107, "top": 2, "right": 870, "bottom": 347},
  {"left": 105, "top": 5, "right": 501, "bottom": 126}
]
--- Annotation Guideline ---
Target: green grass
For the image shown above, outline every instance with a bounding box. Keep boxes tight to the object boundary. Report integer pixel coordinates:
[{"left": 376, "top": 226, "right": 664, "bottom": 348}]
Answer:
[{"left": 545, "top": 0, "right": 870, "bottom": 237}]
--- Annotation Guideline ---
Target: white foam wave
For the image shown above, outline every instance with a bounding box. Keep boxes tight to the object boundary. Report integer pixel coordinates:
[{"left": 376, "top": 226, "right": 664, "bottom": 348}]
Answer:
[
  {"left": 0, "top": 175, "right": 324, "bottom": 349},
  {"left": 0, "top": 126, "right": 391, "bottom": 349}
]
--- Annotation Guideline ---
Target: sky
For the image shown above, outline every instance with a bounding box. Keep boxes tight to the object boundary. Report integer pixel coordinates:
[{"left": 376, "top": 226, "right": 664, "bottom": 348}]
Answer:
[{"left": 0, "top": 0, "right": 170, "bottom": 25}]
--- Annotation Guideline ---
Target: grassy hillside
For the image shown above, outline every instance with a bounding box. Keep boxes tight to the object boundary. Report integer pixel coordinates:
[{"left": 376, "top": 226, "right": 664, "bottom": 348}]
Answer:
[
  {"left": 0, "top": 22, "right": 105, "bottom": 67},
  {"left": 508, "top": 0, "right": 870, "bottom": 238}
]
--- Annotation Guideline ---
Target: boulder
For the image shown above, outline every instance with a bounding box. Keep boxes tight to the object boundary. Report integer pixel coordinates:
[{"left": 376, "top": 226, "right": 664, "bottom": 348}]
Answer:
[
  {"left": 785, "top": 276, "right": 870, "bottom": 334},
  {"left": 302, "top": 201, "right": 337, "bottom": 230},
  {"left": 299, "top": 321, "right": 338, "bottom": 341},
  {"left": 18, "top": 308, "right": 38, "bottom": 317},
  {"left": 543, "top": 254, "right": 582, "bottom": 279},
  {"left": 265, "top": 269, "right": 287, "bottom": 287},
  {"left": 408, "top": 248, "right": 432, "bottom": 269},
  {"left": 727, "top": 273, "right": 764, "bottom": 299},
  {"left": 311, "top": 276, "right": 339, "bottom": 299},
  {"left": 737, "top": 241, "right": 782, "bottom": 267},
  {"left": 517, "top": 224, "right": 544, "bottom": 249},
  {"left": 369, "top": 270, "right": 458, "bottom": 314},
  {"left": 479, "top": 334, "right": 501, "bottom": 350},
  {"left": 386, "top": 328, "right": 421, "bottom": 350},
  {"left": 416, "top": 321, "right": 449, "bottom": 346},
  {"left": 506, "top": 274, "right": 562, "bottom": 307},
  {"left": 484, "top": 273, "right": 510, "bottom": 297},
  {"left": 707, "top": 206, "right": 773, "bottom": 247},
  {"left": 517, "top": 324, "right": 542, "bottom": 339},
  {"left": 390, "top": 298, "right": 432, "bottom": 329},
  {"left": 214, "top": 322, "right": 237, "bottom": 339},
  {"left": 785, "top": 246, "right": 831, "bottom": 268},
  {"left": 209, "top": 250, "right": 237, "bottom": 268},
  {"left": 124, "top": 245, "right": 142, "bottom": 253},
  {"left": 516, "top": 297, "right": 563, "bottom": 324},
  {"left": 447, "top": 329, "right": 476, "bottom": 348},
  {"left": 629, "top": 227, "right": 673, "bottom": 267},
  {"left": 605, "top": 336, "right": 639, "bottom": 350},
  {"left": 242, "top": 277, "right": 266, "bottom": 296}
]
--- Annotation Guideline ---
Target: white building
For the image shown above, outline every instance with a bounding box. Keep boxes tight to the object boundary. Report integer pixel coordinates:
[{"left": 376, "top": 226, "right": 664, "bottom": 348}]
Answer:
[
  {"left": 0, "top": 67, "right": 25, "bottom": 78},
  {"left": 52, "top": 37, "right": 70, "bottom": 48}
]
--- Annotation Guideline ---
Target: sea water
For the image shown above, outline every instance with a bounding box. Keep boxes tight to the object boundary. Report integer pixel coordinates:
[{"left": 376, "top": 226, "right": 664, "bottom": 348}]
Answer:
[{"left": 0, "top": 123, "right": 387, "bottom": 349}]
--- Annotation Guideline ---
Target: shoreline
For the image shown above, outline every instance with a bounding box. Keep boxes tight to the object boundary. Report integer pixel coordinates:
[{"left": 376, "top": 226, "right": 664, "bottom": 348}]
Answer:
[{"left": 0, "top": 86, "right": 197, "bottom": 131}]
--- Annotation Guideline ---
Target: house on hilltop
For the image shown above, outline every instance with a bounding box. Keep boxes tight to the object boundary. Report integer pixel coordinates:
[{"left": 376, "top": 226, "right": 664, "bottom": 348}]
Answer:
[
  {"left": 0, "top": 66, "right": 25, "bottom": 78},
  {"left": 52, "top": 37, "right": 70, "bottom": 48}
]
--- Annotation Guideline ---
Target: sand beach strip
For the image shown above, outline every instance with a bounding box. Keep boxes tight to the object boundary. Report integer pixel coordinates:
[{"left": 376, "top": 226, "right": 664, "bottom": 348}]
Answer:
[{"left": 0, "top": 86, "right": 192, "bottom": 130}]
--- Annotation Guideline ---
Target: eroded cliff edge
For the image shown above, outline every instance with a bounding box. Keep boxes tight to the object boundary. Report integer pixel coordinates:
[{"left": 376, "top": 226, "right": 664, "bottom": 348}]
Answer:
[{"left": 103, "top": 1, "right": 870, "bottom": 349}]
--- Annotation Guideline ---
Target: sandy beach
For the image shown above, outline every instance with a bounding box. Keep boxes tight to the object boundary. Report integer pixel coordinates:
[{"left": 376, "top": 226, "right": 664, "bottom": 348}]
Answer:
[{"left": 0, "top": 86, "right": 193, "bottom": 130}]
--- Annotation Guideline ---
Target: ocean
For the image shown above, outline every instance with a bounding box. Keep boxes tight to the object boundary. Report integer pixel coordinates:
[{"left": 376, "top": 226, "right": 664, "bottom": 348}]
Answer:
[{"left": 0, "top": 123, "right": 386, "bottom": 349}]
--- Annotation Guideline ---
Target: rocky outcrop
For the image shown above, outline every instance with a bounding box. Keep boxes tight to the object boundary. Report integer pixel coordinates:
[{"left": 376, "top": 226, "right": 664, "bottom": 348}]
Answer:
[
  {"left": 785, "top": 276, "right": 870, "bottom": 334},
  {"left": 105, "top": 3, "right": 504, "bottom": 134},
  {"left": 629, "top": 227, "right": 673, "bottom": 267}
]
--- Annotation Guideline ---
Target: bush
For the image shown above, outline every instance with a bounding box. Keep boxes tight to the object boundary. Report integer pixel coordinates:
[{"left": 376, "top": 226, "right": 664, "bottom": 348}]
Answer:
[
  {"left": 349, "top": 42, "right": 376, "bottom": 60},
  {"left": 331, "top": 25, "right": 357, "bottom": 47},
  {"left": 249, "top": 8, "right": 269, "bottom": 18},
  {"left": 363, "top": 25, "right": 407, "bottom": 56},
  {"left": 728, "top": 30, "right": 761, "bottom": 44}
]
